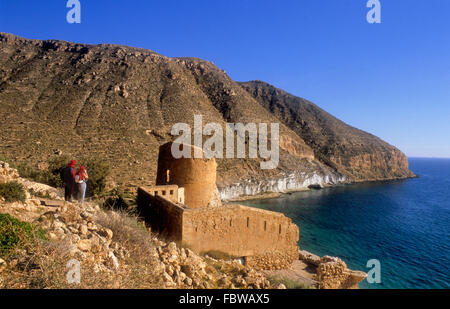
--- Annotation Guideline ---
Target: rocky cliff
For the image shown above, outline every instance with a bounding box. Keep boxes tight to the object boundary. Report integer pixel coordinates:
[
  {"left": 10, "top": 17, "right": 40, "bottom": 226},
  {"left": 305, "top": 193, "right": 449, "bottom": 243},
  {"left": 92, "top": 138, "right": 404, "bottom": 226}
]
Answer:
[
  {"left": 240, "top": 81, "right": 415, "bottom": 182},
  {"left": 0, "top": 33, "right": 413, "bottom": 198}
]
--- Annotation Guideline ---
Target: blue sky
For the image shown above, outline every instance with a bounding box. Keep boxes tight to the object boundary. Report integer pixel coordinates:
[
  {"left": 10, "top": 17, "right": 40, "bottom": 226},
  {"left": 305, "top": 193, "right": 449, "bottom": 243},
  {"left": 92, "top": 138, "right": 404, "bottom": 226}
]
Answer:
[{"left": 1, "top": 0, "right": 449, "bottom": 157}]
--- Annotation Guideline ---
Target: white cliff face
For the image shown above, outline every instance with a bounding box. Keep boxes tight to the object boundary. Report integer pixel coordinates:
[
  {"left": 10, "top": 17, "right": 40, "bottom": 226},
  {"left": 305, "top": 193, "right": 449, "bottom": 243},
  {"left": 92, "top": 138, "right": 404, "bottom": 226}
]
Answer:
[{"left": 218, "top": 170, "right": 347, "bottom": 201}]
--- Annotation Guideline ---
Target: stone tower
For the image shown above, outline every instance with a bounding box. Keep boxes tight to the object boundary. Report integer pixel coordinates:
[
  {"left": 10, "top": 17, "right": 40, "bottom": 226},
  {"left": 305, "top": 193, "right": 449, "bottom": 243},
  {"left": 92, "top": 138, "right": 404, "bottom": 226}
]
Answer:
[{"left": 156, "top": 142, "right": 221, "bottom": 209}]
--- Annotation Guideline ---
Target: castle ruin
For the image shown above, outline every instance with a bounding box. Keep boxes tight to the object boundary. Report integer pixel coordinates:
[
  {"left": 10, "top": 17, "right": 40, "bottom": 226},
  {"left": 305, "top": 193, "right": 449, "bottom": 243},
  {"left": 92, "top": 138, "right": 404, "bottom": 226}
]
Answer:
[{"left": 137, "top": 142, "right": 299, "bottom": 270}]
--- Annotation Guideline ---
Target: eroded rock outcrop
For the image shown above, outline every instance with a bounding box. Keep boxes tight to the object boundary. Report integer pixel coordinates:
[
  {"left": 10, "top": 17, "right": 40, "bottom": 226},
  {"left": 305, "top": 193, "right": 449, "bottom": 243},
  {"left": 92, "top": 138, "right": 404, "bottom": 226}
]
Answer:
[
  {"left": 316, "top": 256, "right": 367, "bottom": 289},
  {"left": 219, "top": 167, "right": 347, "bottom": 201},
  {"left": 298, "top": 250, "right": 367, "bottom": 289},
  {"left": 240, "top": 81, "right": 415, "bottom": 182}
]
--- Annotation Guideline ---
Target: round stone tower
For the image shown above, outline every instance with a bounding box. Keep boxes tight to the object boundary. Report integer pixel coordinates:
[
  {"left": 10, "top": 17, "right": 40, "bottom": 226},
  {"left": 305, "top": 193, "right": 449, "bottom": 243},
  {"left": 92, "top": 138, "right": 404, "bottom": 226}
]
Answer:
[{"left": 156, "top": 142, "right": 221, "bottom": 209}]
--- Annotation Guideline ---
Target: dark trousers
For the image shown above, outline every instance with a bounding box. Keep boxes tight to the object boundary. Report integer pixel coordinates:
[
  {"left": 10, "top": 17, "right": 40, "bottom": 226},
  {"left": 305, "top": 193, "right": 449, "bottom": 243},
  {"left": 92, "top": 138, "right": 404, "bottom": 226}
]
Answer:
[{"left": 65, "top": 182, "right": 74, "bottom": 202}]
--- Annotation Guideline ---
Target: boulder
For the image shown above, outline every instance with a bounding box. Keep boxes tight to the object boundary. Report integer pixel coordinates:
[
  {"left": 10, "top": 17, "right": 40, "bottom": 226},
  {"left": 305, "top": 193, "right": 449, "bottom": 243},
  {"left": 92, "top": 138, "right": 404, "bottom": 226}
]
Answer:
[
  {"left": 0, "top": 258, "right": 7, "bottom": 273},
  {"left": 77, "top": 239, "right": 92, "bottom": 252}
]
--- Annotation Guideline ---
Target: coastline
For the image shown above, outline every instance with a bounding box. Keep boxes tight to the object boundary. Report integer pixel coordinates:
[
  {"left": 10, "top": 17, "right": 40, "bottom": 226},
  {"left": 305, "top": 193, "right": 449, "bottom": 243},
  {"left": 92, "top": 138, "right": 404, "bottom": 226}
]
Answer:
[
  {"left": 224, "top": 174, "right": 418, "bottom": 289},
  {"left": 224, "top": 174, "right": 418, "bottom": 203}
]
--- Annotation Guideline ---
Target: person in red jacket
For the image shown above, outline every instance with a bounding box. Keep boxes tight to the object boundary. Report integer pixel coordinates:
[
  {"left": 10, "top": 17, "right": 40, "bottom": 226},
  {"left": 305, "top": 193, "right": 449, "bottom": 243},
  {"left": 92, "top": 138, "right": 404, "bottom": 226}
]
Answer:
[{"left": 75, "top": 165, "right": 89, "bottom": 205}]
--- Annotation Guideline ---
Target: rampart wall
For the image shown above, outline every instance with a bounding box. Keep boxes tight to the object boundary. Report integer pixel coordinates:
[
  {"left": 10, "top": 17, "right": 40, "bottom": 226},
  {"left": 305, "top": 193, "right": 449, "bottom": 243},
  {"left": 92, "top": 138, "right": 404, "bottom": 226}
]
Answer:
[{"left": 138, "top": 187, "right": 299, "bottom": 270}]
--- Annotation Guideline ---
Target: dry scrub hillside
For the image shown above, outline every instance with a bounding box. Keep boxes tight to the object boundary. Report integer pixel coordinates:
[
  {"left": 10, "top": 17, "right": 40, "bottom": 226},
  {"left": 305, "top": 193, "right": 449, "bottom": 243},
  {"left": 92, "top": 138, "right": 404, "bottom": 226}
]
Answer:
[
  {"left": 0, "top": 33, "right": 317, "bottom": 190},
  {"left": 0, "top": 33, "right": 413, "bottom": 190}
]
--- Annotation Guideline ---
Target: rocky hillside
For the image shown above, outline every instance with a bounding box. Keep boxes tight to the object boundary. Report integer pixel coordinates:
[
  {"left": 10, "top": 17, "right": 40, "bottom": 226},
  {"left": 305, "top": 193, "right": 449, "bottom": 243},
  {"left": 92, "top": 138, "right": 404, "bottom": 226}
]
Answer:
[
  {"left": 0, "top": 33, "right": 413, "bottom": 196},
  {"left": 0, "top": 161, "right": 366, "bottom": 289},
  {"left": 240, "top": 81, "right": 415, "bottom": 181},
  {"left": 0, "top": 161, "right": 277, "bottom": 289}
]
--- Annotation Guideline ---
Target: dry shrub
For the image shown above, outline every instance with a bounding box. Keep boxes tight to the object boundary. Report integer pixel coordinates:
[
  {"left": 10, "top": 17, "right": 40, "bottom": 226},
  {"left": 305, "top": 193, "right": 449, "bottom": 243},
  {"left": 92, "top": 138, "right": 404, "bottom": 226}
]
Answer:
[
  {"left": 95, "top": 210, "right": 151, "bottom": 252},
  {"left": 1, "top": 211, "right": 164, "bottom": 289},
  {"left": 94, "top": 210, "right": 164, "bottom": 288},
  {"left": 2, "top": 239, "right": 79, "bottom": 289}
]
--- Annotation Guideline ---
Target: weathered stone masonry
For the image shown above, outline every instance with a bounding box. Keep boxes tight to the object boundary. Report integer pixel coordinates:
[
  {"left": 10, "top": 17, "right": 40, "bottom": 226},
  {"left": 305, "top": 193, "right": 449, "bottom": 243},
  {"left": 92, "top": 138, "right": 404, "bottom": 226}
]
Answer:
[
  {"left": 137, "top": 188, "right": 299, "bottom": 269},
  {"left": 137, "top": 142, "right": 300, "bottom": 270}
]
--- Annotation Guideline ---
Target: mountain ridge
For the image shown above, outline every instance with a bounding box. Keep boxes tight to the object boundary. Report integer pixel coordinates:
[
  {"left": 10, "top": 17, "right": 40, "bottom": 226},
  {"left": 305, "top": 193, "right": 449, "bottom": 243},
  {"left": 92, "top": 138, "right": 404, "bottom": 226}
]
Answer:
[
  {"left": 0, "top": 33, "right": 414, "bottom": 196},
  {"left": 239, "top": 80, "right": 415, "bottom": 181}
]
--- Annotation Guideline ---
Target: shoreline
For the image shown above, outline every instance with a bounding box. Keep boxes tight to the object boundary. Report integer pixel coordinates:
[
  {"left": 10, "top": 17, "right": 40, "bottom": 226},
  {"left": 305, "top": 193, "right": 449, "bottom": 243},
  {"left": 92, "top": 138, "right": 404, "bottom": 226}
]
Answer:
[
  {"left": 224, "top": 174, "right": 417, "bottom": 203},
  {"left": 225, "top": 173, "right": 421, "bottom": 289}
]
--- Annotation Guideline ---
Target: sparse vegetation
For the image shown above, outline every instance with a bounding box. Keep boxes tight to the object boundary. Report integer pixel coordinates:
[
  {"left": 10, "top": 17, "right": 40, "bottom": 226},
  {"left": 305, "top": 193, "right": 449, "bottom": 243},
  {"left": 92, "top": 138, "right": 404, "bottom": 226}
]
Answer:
[
  {"left": 15, "top": 157, "right": 69, "bottom": 188},
  {"left": 0, "top": 181, "right": 26, "bottom": 203},
  {"left": 95, "top": 210, "right": 149, "bottom": 246},
  {"left": 15, "top": 155, "right": 110, "bottom": 198},
  {"left": 81, "top": 156, "right": 110, "bottom": 197},
  {"left": 47, "top": 155, "right": 72, "bottom": 188},
  {"left": 102, "top": 188, "right": 136, "bottom": 212},
  {"left": 0, "top": 213, "right": 46, "bottom": 257},
  {"left": 1, "top": 210, "right": 162, "bottom": 289},
  {"left": 267, "top": 275, "right": 314, "bottom": 289},
  {"left": 28, "top": 188, "right": 51, "bottom": 199}
]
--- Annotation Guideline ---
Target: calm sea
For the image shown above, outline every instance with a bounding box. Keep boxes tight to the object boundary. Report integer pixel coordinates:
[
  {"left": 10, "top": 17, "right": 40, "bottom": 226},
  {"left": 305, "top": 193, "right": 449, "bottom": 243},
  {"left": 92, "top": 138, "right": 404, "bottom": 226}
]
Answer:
[{"left": 239, "top": 158, "right": 450, "bottom": 289}]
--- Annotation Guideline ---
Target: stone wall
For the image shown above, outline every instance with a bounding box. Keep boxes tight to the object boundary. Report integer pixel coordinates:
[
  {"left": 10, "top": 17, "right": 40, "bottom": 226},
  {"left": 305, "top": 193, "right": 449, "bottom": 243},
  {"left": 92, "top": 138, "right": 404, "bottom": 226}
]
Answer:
[
  {"left": 181, "top": 205, "right": 299, "bottom": 269},
  {"left": 142, "top": 185, "right": 183, "bottom": 204},
  {"left": 137, "top": 188, "right": 184, "bottom": 240},
  {"left": 137, "top": 188, "right": 300, "bottom": 270},
  {"left": 244, "top": 248, "right": 299, "bottom": 270},
  {"left": 315, "top": 256, "right": 367, "bottom": 289}
]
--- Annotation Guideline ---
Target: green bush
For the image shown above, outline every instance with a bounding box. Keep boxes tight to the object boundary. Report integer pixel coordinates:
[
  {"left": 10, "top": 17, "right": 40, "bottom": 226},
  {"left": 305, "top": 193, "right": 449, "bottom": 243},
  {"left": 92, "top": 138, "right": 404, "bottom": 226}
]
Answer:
[
  {"left": 103, "top": 188, "right": 136, "bottom": 211},
  {"left": 16, "top": 162, "right": 52, "bottom": 186},
  {"left": 81, "top": 156, "right": 110, "bottom": 197},
  {"left": 28, "top": 188, "right": 51, "bottom": 199},
  {"left": 0, "top": 181, "right": 26, "bottom": 203},
  {"left": 15, "top": 156, "right": 69, "bottom": 188},
  {"left": 0, "top": 213, "right": 47, "bottom": 257},
  {"left": 6, "top": 154, "right": 110, "bottom": 203},
  {"left": 47, "top": 155, "right": 72, "bottom": 188},
  {"left": 16, "top": 155, "right": 110, "bottom": 197}
]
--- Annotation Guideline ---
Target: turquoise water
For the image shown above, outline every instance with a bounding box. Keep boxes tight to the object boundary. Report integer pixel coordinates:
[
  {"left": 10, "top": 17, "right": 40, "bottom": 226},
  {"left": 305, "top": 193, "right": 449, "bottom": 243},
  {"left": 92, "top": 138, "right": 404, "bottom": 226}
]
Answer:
[{"left": 239, "top": 158, "right": 450, "bottom": 289}]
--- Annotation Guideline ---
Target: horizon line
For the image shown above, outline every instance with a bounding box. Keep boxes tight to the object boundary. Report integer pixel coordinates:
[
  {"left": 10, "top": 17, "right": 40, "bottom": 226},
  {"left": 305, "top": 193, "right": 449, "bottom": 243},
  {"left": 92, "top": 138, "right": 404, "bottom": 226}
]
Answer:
[{"left": 407, "top": 156, "right": 450, "bottom": 159}]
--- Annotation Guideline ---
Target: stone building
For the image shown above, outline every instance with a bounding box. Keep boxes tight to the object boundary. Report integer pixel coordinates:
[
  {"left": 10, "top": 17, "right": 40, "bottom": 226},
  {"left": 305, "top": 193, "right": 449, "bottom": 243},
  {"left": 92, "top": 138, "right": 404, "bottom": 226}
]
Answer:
[{"left": 138, "top": 142, "right": 299, "bottom": 270}]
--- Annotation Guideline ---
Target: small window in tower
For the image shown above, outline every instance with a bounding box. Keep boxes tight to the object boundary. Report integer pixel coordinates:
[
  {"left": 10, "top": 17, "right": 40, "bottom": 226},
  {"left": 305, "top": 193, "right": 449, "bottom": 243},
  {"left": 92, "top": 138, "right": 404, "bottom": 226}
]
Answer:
[
  {"left": 230, "top": 219, "right": 232, "bottom": 227},
  {"left": 247, "top": 217, "right": 250, "bottom": 228},
  {"left": 264, "top": 221, "right": 267, "bottom": 231},
  {"left": 279, "top": 224, "right": 282, "bottom": 234},
  {"left": 170, "top": 190, "right": 174, "bottom": 195},
  {"left": 162, "top": 190, "right": 166, "bottom": 196}
]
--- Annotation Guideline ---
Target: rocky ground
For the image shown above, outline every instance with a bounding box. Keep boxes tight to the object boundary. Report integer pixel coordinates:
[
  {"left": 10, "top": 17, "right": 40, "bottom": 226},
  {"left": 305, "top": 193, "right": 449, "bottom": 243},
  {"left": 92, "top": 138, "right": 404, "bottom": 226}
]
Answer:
[
  {"left": 0, "top": 161, "right": 366, "bottom": 289},
  {"left": 0, "top": 161, "right": 278, "bottom": 289}
]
